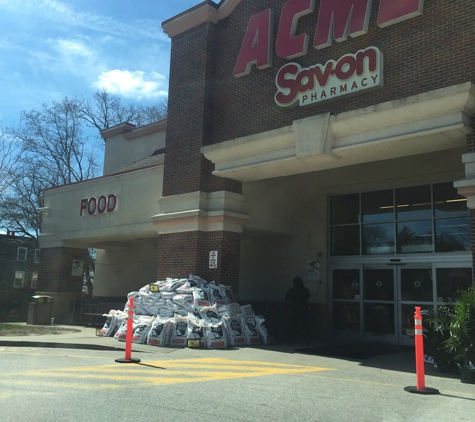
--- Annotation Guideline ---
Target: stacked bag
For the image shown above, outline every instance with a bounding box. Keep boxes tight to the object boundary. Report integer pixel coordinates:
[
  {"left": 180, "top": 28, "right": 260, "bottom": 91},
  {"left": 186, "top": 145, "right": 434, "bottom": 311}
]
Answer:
[{"left": 99, "top": 274, "right": 269, "bottom": 349}]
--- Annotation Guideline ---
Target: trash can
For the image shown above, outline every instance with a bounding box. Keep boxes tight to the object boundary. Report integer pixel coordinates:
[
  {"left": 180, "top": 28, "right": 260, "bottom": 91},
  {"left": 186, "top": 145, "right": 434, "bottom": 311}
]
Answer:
[{"left": 27, "top": 296, "right": 53, "bottom": 325}]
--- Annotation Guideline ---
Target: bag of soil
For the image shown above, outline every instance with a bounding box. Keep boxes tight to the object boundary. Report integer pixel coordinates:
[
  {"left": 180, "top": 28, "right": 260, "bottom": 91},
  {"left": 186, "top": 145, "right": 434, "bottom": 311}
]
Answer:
[
  {"left": 169, "top": 316, "right": 189, "bottom": 347},
  {"left": 187, "top": 317, "right": 206, "bottom": 348},
  {"left": 200, "top": 305, "right": 220, "bottom": 324},
  {"left": 242, "top": 316, "right": 261, "bottom": 345},
  {"left": 147, "top": 317, "right": 172, "bottom": 346},
  {"left": 205, "top": 322, "right": 228, "bottom": 348},
  {"left": 222, "top": 316, "right": 246, "bottom": 346},
  {"left": 209, "top": 284, "right": 226, "bottom": 307},
  {"left": 220, "top": 285, "right": 234, "bottom": 304},
  {"left": 192, "top": 288, "right": 211, "bottom": 310},
  {"left": 132, "top": 317, "right": 154, "bottom": 344}
]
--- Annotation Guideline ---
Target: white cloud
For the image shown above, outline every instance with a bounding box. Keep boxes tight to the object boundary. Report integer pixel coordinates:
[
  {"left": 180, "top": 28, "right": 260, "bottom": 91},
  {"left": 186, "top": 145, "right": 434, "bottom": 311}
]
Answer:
[
  {"left": 0, "top": 0, "right": 168, "bottom": 42},
  {"left": 92, "top": 70, "right": 167, "bottom": 99}
]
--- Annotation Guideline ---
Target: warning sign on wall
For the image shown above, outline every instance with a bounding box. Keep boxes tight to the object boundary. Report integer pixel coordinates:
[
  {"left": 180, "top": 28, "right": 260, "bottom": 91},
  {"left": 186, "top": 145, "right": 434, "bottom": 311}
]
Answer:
[{"left": 209, "top": 251, "right": 218, "bottom": 269}]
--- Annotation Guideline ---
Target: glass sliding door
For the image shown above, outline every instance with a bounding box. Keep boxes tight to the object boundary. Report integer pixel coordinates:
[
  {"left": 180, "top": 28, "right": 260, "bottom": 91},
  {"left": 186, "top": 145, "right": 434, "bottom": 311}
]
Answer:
[
  {"left": 363, "top": 266, "right": 397, "bottom": 343},
  {"left": 398, "top": 266, "right": 433, "bottom": 345}
]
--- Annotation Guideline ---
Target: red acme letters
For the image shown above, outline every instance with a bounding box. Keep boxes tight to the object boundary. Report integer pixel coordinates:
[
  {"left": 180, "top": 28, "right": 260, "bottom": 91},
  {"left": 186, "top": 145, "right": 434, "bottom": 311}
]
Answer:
[{"left": 234, "top": 0, "right": 424, "bottom": 77}]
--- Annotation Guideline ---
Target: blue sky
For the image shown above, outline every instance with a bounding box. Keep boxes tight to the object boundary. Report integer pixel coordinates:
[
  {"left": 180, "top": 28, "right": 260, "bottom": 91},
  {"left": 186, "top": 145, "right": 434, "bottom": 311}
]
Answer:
[{"left": 0, "top": 0, "right": 204, "bottom": 127}]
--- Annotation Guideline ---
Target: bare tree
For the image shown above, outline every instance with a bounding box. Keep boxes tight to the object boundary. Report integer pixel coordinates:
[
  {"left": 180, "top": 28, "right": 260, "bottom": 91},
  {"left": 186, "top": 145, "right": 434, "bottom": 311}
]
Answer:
[
  {"left": 0, "top": 128, "right": 19, "bottom": 194},
  {"left": 17, "top": 97, "right": 99, "bottom": 185},
  {"left": 0, "top": 98, "right": 101, "bottom": 237},
  {"left": 78, "top": 89, "right": 167, "bottom": 132}
]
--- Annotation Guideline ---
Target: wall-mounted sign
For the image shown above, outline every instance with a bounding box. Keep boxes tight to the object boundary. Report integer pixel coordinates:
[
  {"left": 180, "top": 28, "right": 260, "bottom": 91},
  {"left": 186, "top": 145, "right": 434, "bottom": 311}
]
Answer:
[
  {"left": 275, "top": 47, "right": 383, "bottom": 107},
  {"left": 234, "top": 0, "right": 423, "bottom": 78},
  {"left": 307, "top": 259, "right": 320, "bottom": 282},
  {"left": 71, "top": 260, "right": 83, "bottom": 277},
  {"left": 209, "top": 251, "right": 218, "bottom": 269},
  {"left": 80, "top": 194, "right": 119, "bottom": 216}
]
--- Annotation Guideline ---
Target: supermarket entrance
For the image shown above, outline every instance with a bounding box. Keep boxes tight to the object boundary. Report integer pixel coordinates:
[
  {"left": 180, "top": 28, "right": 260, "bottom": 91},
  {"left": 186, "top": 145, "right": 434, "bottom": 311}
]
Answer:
[{"left": 331, "top": 259, "right": 472, "bottom": 345}]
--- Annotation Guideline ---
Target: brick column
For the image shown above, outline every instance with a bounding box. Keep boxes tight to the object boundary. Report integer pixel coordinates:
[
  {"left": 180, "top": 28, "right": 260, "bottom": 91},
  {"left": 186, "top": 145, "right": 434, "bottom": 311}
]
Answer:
[
  {"left": 157, "top": 231, "right": 241, "bottom": 296},
  {"left": 157, "top": 22, "right": 244, "bottom": 291},
  {"left": 37, "top": 247, "right": 88, "bottom": 323}
]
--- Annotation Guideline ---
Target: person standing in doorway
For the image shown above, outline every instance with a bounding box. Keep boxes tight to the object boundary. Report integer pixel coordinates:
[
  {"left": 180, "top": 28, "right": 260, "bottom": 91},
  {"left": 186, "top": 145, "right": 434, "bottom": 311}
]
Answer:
[{"left": 284, "top": 277, "right": 311, "bottom": 345}]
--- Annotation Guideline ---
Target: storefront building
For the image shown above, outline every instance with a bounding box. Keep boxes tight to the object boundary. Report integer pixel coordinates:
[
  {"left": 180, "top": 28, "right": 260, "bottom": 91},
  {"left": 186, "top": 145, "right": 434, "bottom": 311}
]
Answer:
[{"left": 39, "top": 0, "right": 475, "bottom": 345}]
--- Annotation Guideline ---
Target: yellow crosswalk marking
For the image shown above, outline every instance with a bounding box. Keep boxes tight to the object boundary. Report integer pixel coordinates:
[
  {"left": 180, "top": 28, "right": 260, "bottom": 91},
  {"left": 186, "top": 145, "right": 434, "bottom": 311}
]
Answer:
[{"left": 14, "top": 358, "right": 335, "bottom": 389}]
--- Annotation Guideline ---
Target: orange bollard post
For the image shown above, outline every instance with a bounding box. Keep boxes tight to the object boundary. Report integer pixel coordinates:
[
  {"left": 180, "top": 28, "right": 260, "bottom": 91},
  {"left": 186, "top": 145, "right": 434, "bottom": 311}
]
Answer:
[
  {"left": 115, "top": 296, "right": 141, "bottom": 364},
  {"left": 414, "top": 307, "right": 426, "bottom": 390},
  {"left": 404, "top": 306, "right": 438, "bottom": 395}
]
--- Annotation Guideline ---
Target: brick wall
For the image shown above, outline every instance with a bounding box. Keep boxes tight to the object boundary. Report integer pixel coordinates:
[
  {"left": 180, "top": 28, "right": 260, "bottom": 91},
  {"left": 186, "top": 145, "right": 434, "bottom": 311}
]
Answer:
[
  {"left": 207, "top": 0, "right": 475, "bottom": 145},
  {"left": 157, "top": 231, "right": 241, "bottom": 294},
  {"left": 163, "top": 22, "right": 241, "bottom": 197},
  {"left": 37, "top": 247, "right": 88, "bottom": 293}
]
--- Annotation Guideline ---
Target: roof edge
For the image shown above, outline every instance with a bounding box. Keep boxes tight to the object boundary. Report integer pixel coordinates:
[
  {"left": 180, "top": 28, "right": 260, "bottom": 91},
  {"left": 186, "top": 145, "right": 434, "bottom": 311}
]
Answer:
[
  {"left": 100, "top": 123, "right": 136, "bottom": 140},
  {"left": 124, "top": 119, "right": 167, "bottom": 141},
  {"left": 162, "top": 0, "right": 242, "bottom": 38}
]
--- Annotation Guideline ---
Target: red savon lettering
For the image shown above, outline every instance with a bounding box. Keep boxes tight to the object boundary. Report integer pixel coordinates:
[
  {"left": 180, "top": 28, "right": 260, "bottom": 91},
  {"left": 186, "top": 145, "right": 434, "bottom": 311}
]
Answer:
[{"left": 275, "top": 46, "right": 383, "bottom": 107}]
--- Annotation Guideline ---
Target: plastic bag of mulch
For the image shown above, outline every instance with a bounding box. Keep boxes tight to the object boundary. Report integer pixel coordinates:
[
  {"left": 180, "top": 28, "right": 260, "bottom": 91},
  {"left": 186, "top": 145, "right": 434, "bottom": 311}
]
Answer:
[
  {"left": 99, "top": 313, "right": 118, "bottom": 337},
  {"left": 200, "top": 304, "right": 220, "bottom": 324},
  {"left": 187, "top": 316, "right": 207, "bottom": 348},
  {"left": 220, "top": 285, "right": 234, "bottom": 305},
  {"left": 192, "top": 288, "right": 212, "bottom": 310},
  {"left": 209, "top": 284, "right": 226, "bottom": 307},
  {"left": 169, "top": 316, "right": 189, "bottom": 347},
  {"left": 204, "top": 322, "right": 228, "bottom": 348},
  {"left": 147, "top": 317, "right": 172, "bottom": 346},
  {"left": 255, "top": 315, "right": 269, "bottom": 345},
  {"left": 132, "top": 317, "right": 154, "bottom": 344},
  {"left": 158, "top": 278, "right": 187, "bottom": 292},
  {"left": 242, "top": 316, "right": 261, "bottom": 345},
  {"left": 222, "top": 316, "right": 246, "bottom": 347}
]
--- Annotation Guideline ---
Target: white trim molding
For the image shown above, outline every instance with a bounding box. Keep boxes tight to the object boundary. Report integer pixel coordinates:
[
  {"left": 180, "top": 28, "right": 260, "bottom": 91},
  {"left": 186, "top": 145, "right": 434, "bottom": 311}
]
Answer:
[
  {"left": 203, "top": 82, "right": 475, "bottom": 183},
  {"left": 152, "top": 191, "right": 249, "bottom": 234}
]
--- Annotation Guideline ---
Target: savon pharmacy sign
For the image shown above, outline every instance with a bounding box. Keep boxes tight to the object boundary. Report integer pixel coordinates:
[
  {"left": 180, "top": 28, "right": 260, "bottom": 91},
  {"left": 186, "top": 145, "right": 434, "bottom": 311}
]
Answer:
[{"left": 275, "top": 47, "right": 383, "bottom": 107}]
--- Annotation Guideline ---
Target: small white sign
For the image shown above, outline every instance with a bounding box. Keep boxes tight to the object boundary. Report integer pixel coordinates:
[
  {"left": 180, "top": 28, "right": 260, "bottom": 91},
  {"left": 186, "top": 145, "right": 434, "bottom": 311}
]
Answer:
[
  {"left": 209, "top": 251, "right": 218, "bottom": 269},
  {"left": 71, "top": 260, "right": 83, "bottom": 277}
]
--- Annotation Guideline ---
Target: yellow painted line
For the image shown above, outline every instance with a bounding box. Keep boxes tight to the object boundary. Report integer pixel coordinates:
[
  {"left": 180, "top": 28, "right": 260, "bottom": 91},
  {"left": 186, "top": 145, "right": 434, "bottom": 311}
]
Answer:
[
  {"left": 12, "top": 358, "right": 336, "bottom": 389},
  {"left": 145, "top": 357, "right": 318, "bottom": 368}
]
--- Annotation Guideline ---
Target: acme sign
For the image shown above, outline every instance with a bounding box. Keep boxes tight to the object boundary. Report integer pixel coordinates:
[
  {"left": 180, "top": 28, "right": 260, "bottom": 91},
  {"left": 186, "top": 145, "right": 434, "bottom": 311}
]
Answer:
[
  {"left": 233, "top": 0, "right": 423, "bottom": 78},
  {"left": 275, "top": 47, "right": 383, "bottom": 107}
]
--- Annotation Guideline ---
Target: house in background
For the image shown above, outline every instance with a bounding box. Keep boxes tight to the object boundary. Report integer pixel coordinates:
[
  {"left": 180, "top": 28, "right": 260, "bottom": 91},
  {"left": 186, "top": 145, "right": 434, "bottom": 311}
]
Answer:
[{"left": 0, "top": 231, "right": 40, "bottom": 321}]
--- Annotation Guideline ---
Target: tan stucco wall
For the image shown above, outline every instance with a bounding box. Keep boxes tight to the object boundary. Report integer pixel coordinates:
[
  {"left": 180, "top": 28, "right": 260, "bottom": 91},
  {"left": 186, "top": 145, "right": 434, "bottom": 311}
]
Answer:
[
  {"left": 40, "top": 166, "right": 163, "bottom": 248},
  {"left": 94, "top": 238, "right": 159, "bottom": 297},
  {"left": 103, "top": 130, "right": 166, "bottom": 175},
  {"left": 238, "top": 147, "right": 466, "bottom": 304}
]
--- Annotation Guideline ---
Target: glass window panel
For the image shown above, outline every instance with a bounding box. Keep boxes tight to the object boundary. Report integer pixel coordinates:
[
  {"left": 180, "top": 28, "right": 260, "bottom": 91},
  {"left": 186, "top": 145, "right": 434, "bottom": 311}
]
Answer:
[
  {"left": 332, "top": 269, "right": 360, "bottom": 299},
  {"left": 362, "top": 189, "right": 393, "bottom": 223},
  {"left": 436, "top": 268, "right": 473, "bottom": 302},
  {"left": 330, "top": 194, "right": 360, "bottom": 225},
  {"left": 364, "top": 303, "right": 394, "bottom": 335},
  {"left": 435, "top": 217, "right": 471, "bottom": 252},
  {"left": 396, "top": 185, "right": 431, "bottom": 220},
  {"left": 401, "top": 268, "right": 433, "bottom": 302},
  {"left": 397, "top": 220, "right": 433, "bottom": 253},
  {"left": 364, "top": 269, "right": 394, "bottom": 301},
  {"left": 330, "top": 226, "right": 360, "bottom": 256},
  {"left": 332, "top": 302, "right": 360, "bottom": 331},
  {"left": 401, "top": 305, "right": 432, "bottom": 336},
  {"left": 362, "top": 223, "right": 395, "bottom": 255},
  {"left": 433, "top": 182, "right": 469, "bottom": 217}
]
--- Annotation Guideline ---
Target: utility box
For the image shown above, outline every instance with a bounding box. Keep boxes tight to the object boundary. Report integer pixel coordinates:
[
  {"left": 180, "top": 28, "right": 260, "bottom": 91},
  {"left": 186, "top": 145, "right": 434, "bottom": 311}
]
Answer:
[{"left": 27, "top": 296, "right": 53, "bottom": 325}]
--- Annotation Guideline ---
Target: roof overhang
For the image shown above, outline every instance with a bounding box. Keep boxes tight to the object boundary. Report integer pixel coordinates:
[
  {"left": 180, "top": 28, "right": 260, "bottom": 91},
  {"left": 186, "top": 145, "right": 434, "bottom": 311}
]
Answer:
[
  {"left": 202, "top": 83, "right": 475, "bottom": 183},
  {"left": 162, "top": 0, "right": 242, "bottom": 38}
]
